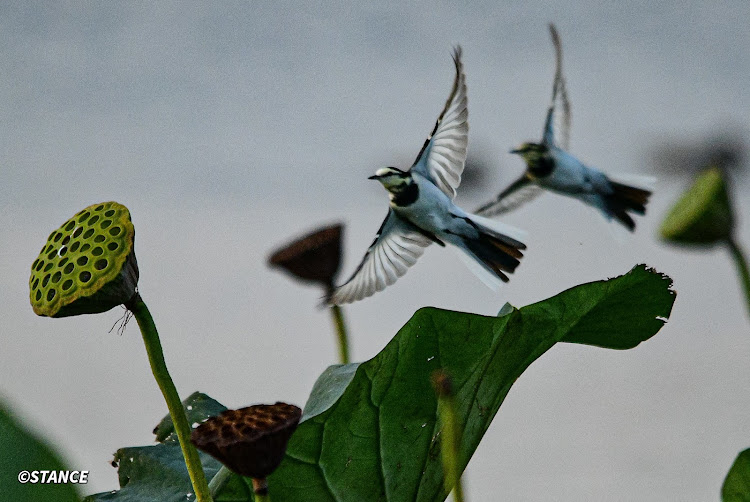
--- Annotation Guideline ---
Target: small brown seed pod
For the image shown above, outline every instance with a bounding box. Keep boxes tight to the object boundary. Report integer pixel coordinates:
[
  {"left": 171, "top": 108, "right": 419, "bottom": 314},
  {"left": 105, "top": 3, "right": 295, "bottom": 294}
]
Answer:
[
  {"left": 190, "top": 402, "right": 302, "bottom": 479},
  {"left": 268, "top": 223, "right": 343, "bottom": 291}
]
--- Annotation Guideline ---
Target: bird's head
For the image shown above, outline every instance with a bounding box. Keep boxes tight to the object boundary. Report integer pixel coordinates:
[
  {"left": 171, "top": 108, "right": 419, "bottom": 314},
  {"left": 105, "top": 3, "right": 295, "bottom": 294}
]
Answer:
[
  {"left": 510, "top": 142, "right": 547, "bottom": 164},
  {"left": 368, "top": 167, "right": 413, "bottom": 194}
]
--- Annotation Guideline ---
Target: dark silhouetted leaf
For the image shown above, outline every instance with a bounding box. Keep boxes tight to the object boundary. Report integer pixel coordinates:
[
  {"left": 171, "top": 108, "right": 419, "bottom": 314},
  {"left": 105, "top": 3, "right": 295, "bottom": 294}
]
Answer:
[
  {"left": 1, "top": 398, "right": 81, "bottom": 502},
  {"left": 723, "top": 448, "right": 750, "bottom": 502}
]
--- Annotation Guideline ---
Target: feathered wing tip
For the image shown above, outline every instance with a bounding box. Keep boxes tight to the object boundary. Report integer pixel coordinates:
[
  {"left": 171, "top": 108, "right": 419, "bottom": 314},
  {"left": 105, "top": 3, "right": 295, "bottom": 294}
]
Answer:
[
  {"left": 543, "top": 22, "right": 571, "bottom": 150},
  {"left": 326, "top": 211, "right": 433, "bottom": 305},
  {"left": 410, "top": 44, "right": 468, "bottom": 199},
  {"left": 474, "top": 175, "right": 544, "bottom": 218}
]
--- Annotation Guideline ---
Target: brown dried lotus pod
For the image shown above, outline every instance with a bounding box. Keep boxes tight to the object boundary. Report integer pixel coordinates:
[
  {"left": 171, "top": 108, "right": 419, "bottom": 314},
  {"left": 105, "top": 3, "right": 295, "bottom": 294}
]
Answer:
[
  {"left": 268, "top": 223, "right": 343, "bottom": 290},
  {"left": 190, "top": 402, "right": 302, "bottom": 479},
  {"left": 29, "top": 201, "right": 139, "bottom": 317}
]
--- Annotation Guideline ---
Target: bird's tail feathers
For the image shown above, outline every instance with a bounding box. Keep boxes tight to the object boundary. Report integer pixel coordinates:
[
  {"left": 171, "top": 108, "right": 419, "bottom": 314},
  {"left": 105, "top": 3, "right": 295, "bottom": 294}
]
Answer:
[
  {"left": 451, "top": 218, "right": 526, "bottom": 289},
  {"left": 452, "top": 247, "right": 504, "bottom": 291},
  {"left": 464, "top": 212, "right": 527, "bottom": 245},
  {"left": 601, "top": 180, "right": 652, "bottom": 232},
  {"left": 608, "top": 172, "right": 657, "bottom": 192},
  {"left": 610, "top": 181, "right": 652, "bottom": 214}
]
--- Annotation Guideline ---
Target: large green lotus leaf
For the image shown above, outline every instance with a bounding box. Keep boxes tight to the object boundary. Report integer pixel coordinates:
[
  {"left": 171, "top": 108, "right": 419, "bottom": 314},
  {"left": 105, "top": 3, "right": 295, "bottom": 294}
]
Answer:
[
  {"left": 0, "top": 398, "right": 81, "bottom": 502},
  {"left": 86, "top": 444, "right": 251, "bottom": 502},
  {"left": 85, "top": 392, "right": 252, "bottom": 502},
  {"left": 723, "top": 448, "right": 750, "bottom": 501},
  {"left": 152, "top": 392, "right": 228, "bottom": 442},
  {"left": 87, "top": 265, "right": 675, "bottom": 501},
  {"left": 269, "top": 264, "right": 675, "bottom": 501}
]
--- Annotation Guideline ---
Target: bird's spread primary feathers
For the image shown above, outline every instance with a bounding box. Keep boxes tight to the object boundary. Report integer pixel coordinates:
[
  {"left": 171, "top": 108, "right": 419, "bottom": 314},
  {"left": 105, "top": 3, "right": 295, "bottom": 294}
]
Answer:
[
  {"left": 328, "top": 47, "right": 526, "bottom": 305},
  {"left": 476, "top": 23, "right": 653, "bottom": 231}
]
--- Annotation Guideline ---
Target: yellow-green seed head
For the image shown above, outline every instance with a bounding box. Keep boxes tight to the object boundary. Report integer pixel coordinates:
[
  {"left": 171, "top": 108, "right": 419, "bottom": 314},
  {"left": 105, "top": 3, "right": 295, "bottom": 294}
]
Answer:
[{"left": 29, "top": 201, "right": 139, "bottom": 317}]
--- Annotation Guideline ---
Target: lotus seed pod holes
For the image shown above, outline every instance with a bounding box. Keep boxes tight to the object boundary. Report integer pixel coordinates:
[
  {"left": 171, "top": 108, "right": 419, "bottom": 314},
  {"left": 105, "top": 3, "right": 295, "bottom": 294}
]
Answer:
[{"left": 29, "top": 202, "right": 138, "bottom": 317}]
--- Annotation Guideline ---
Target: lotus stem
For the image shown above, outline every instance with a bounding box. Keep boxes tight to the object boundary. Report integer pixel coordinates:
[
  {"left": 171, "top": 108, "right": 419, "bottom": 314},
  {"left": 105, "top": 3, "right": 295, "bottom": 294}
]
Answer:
[
  {"left": 252, "top": 477, "right": 270, "bottom": 502},
  {"left": 126, "top": 293, "right": 212, "bottom": 502},
  {"left": 432, "top": 370, "right": 466, "bottom": 502},
  {"left": 727, "top": 236, "right": 750, "bottom": 318},
  {"left": 330, "top": 304, "right": 350, "bottom": 364},
  {"left": 208, "top": 466, "right": 233, "bottom": 498}
]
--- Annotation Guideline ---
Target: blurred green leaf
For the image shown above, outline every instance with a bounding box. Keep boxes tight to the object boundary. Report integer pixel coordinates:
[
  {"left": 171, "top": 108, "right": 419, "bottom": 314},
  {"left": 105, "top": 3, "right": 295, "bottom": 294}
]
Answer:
[
  {"left": 0, "top": 398, "right": 80, "bottom": 502},
  {"left": 723, "top": 448, "right": 750, "bottom": 502}
]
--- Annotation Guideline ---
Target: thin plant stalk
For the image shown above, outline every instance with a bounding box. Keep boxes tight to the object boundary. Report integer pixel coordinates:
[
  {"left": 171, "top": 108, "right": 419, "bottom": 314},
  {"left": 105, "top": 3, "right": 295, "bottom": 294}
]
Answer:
[
  {"left": 126, "top": 293, "right": 212, "bottom": 502},
  {"left": 329, "top": 304, "right": 350, "bottom": 364},
  {"left": 727, "top": 236, "right": 750, "bottom": 317},
  {"left": 433, "top": 371, "right": 466, "bottom": 502},
  {"left": 208, "top": 466, "right": 233, "bottom": 499},
  {"left": 439, "top": 395, "right": 465, "bottom": 502},
  {"left": 252, "top": 477, "right": 270, "bottom": 502}
]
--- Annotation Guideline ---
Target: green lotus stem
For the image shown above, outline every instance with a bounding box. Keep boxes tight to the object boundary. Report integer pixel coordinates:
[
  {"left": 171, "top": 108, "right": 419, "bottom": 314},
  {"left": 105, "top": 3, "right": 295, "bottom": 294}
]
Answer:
[
  {"left": 432, "top": 371, "right": 466, "bottom": 502},
  {"left": 727, "top": 236, "right": 750, "bottom": 318},
  {"left": 126, "top": 293, "right": 212, "bottom": 502},
  {"left": 439, "top": 394, "right": 465, "bottom": 502},
  {"left": 329, "top": 304, "right": 350, "bottom": 364},
  {"left": 208, "top": 466, "right": 233, "bottom": 498},
  {"left": 252, "top": 478, "right": 270, "bottom": 502}
]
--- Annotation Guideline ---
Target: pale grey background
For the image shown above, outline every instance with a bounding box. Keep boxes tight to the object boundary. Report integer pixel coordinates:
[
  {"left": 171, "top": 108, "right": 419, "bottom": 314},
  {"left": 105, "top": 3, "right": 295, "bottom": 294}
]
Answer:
[{"left": 2, "top": 2, "right": 749, "bottom": 500}]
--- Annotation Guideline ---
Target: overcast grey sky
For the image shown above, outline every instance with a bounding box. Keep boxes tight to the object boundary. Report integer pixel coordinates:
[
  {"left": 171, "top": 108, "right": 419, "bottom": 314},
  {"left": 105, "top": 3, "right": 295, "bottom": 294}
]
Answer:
[{"left": 2, "top": 2, "right": 750, "bottom": 500}]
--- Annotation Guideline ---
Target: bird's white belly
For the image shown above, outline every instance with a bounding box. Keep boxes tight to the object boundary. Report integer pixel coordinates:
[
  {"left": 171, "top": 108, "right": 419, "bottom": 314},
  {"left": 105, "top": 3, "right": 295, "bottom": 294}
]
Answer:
[
  {"left": 394, "top": 198, "right": 448, "bottom": 233},
  {"left": 392, "top": 177, "right": 456, "bottom": 234},
  {"left": 542, "top": 148, "right": 613, "bottom": 197}
]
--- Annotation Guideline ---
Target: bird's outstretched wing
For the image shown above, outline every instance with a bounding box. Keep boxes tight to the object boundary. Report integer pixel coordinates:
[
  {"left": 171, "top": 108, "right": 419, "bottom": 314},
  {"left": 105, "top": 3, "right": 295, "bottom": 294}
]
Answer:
[
  {"left": 474, "top": 175, "right": 543, "bottom": 217},
  {"left": 541, "top": 23, "right": 571, "bottom": 150},
  {"left": 328, "top": 210, "right": 433, "bottom": 305},
  {"left": 410, "top": 46, "right": 468, "bottom": 199}
]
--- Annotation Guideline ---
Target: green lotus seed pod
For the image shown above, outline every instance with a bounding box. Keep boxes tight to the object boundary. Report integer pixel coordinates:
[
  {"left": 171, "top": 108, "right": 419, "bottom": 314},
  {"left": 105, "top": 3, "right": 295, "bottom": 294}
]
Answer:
[
  {"left": 29, "top": 201, "right": 139, "bottom": 317},
  {"left": 660, "top": 166, "right": 734, "bottom": 246}
]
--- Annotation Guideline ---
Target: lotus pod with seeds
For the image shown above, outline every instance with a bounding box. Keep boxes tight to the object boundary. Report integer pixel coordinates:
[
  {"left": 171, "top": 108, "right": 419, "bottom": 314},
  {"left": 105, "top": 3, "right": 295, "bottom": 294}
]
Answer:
[
  {"left": 660, "top": 166, "right": 734, "bottom": 246},
  {"left": 190, "top": 402, "right": 301, "bottom": 479},
  {"left": 268, "top": 223, "right": 343, "bottom": 290},
  {"left": 29, "top": 201, "right": 139, "bottom": 318}
]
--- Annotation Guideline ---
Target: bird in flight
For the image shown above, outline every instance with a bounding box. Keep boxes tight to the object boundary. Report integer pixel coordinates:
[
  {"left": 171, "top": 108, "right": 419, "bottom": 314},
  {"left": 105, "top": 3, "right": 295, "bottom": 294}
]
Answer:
[
  {"left": 476, "top": 24, "right": 652, "bottom": 231},
  {"left": 328, "top": 47, "right": 526, "bottom": 305}
]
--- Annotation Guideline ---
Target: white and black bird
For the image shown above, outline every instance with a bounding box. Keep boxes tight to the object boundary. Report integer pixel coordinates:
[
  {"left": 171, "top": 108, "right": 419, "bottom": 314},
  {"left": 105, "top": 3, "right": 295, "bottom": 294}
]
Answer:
[
  {"left": 328, "top": 47, "right": 526, "bottom": 305},
  {"left": 476, "top": 24, "right": 652, "bottom": 231}
]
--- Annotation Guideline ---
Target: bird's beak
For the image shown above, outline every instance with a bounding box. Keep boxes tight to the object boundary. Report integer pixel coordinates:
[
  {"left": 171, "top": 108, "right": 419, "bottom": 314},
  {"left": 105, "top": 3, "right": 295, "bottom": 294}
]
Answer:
[
  {"left": 509, "top": 148, "right": 522, "bottom": 154},
  {"left": 368, "top": 174, "right": 380, "bottom": 180}
]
